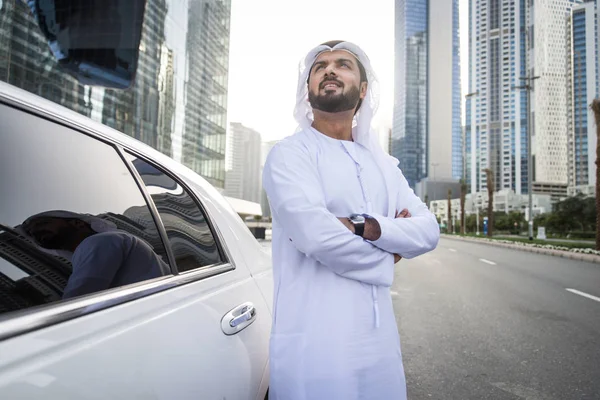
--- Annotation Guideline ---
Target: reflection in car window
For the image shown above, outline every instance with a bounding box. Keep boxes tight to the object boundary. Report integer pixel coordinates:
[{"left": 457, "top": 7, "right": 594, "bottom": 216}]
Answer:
[
  {"left": 0, "top": 105, "right": 172, "bottom": 314},
  {"left": 127, "top": 154, "right": 222, "bottom": 272}
]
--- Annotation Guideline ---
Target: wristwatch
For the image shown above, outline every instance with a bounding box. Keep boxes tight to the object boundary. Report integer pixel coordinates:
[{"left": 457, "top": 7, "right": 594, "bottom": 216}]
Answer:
[{"left": 349, "top": 213, "right": 366, "bottom": 237}]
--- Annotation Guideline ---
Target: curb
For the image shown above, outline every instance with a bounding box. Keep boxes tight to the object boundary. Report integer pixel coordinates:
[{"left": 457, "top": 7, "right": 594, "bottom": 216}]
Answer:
[{"left": 441, "top": 234, "right": 600, "bottom": 264}]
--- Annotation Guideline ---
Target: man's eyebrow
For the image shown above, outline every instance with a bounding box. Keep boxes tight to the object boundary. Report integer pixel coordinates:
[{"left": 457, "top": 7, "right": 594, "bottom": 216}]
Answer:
[
  {"left": 312, "top": 58, "right": 356, "bottom": 70},
  {"left": 312, "top": 61, "right": 326, "bottom": 70},
  {"left": 337, "top": 58, "right": 356, "bottom": 66}
]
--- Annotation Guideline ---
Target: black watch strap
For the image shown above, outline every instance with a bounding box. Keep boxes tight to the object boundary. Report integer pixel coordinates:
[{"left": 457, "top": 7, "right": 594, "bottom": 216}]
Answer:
[
  {"left": 349, "top": 214, "right": 366, "bottom": 237},
  {"left": 354, "top": 220, "right": 365, "bottom": 237}
]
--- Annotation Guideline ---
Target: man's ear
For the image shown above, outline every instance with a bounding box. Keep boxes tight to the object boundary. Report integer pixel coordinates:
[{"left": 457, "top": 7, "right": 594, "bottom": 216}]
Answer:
[{"left": 360, "top": 81, "right": 368, "bottom": 99}]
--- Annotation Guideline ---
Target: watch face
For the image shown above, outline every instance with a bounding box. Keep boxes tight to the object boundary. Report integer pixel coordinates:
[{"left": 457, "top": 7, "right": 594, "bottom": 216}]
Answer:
[{"left": 349, "top": 214, "right": 366, "bottom": 224}]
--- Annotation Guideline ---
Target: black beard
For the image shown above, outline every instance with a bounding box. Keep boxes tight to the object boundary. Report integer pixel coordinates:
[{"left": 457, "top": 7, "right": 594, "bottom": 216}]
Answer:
[{"left": 308, "top": 84, "right": 360, "bottom": 113}]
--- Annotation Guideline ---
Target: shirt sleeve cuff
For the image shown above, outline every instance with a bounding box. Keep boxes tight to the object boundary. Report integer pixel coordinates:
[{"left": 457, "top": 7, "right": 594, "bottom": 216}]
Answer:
[{"left": 364, "top": 212, "right": 396, "bottom": 253}]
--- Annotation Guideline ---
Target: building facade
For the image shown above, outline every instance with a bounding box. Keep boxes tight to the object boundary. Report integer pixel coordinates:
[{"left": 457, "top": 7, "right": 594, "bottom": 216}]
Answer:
[
  {"left": 393, "top": 0, "right": 462, "bottom": 193},
  {"left": 467, "top": 0, "right": 580, "bottom": 197},
  {"left": 393, "top": 0, "right": 429, "bottom": 189},
  {"left": 466, "top": 0, "right": 529, "bottom": 195},
  {"left": 567, "top": 0, "right": 599, "bottom": 188},
  {"left": 0, "top": 0, "right": 231, "bottom": 189},
  {"left": 224, "top": 123, "right": 262, "bottom": 204}
]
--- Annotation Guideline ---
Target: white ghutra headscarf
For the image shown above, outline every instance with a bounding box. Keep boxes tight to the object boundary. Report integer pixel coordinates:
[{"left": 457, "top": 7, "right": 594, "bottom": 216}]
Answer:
[{"left": 294, "top": 41, "right": 398, "bottom": 169}]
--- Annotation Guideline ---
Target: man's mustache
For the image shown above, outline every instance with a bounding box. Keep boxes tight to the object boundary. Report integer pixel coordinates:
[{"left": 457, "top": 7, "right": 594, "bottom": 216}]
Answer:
[{"left": 319, "top": 78, "right": 343, "bottom": 90}]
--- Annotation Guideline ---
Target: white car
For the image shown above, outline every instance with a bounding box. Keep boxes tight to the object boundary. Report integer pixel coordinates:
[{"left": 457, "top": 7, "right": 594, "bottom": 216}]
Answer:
[{"left": 0, "top": 82, "right": 273, "bottom": 400}]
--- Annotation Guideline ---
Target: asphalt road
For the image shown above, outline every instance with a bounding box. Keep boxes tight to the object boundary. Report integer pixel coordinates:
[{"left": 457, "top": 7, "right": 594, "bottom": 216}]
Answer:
[{"left": 395, "top": 237, "right": 600, "bottom": 400}]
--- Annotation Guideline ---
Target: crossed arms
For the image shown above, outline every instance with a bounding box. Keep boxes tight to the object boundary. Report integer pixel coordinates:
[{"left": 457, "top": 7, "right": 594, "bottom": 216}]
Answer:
[{"left": 262, "top": 143, "right": 440, "bottom": 287}]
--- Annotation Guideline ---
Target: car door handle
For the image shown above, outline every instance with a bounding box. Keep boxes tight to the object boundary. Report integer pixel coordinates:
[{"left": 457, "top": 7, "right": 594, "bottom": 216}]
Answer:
[{"left": 221, "top": 302, "right": 257, "bottom": 335}]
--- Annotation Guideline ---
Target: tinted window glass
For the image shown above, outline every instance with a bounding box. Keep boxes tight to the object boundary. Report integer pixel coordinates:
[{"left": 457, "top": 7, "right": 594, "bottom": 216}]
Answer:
[
  {"left": 127, "top": 154, "right": 222, "bottom": 272},
  {"left": 0, "top": 105, "right": 172, "bottom": 315}
]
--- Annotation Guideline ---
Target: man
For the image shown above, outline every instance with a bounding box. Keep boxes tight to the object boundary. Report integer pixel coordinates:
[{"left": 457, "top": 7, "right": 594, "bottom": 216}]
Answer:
[
  {"left": 21, "top": 210, "right": 171, "bottom": 299},
  {"left": 262, "top": 41, "right": 440, "bottom": 399}
]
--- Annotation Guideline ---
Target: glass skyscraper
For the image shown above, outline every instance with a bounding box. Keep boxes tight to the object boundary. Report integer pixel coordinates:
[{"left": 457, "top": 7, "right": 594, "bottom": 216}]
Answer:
[
  {"left": 0, "top": 0, "right": 231, "bottom": 189},
  {"left": 393, "top": 0, "right": 462, "bottom": 191},
  {"left": 467, "top": 0, "right": 580, "bottom": 195},
  {"left": 467, "top": 0, "right": 526, "bottom": 194},
  {"left": 393, "top": 0, "right": 429, "bottom": 189},
  {"left": 568, "top": 0, "right": 599, "bottom": 187},
  {"left": 451, "top": 0, "right": 463, "bottom": 181}
]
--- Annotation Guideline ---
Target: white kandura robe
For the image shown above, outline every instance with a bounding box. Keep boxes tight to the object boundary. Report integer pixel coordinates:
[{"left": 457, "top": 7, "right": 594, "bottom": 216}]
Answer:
[{"left": 263, "top": 127, "right": 440, "bottom": 400}]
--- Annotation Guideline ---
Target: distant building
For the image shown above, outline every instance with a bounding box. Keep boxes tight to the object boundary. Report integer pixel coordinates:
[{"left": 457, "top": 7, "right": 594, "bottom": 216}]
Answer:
[
  {"left": 393, "top": 0, "right": 462, "bottom": 190},
  {"left": 567, "top": 0, "right": 599, "bottom": 188},
  {"left": 429, "top": 189, "right": 552, "bottom": 226},
  {"left": 567, "top": 184, "right": 596, "bottom": 198},
  {"left": 225, "top": 123, "right": 262, "bottom": 204}
]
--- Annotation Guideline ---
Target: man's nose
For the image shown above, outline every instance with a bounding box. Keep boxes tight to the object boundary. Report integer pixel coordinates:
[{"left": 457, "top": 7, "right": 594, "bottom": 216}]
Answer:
[
  {"left": 324, "top": 63, "right": 337, "bottom": 75},
  {"left": 324, "top": 70, "right": 337, "bottom": 80}
]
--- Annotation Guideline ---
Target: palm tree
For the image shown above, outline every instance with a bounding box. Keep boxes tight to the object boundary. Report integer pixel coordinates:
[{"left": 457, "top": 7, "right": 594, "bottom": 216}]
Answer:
[
  {"left": 591, "top": 99, "right": 600, "bottom": 250},
  {"left": 447, "top": 189, "right": 453, "bottom": 234},
  {"left": 483, "top": 168, "right": 495, "bottom": 237},
  {"left": 460, "top": 179, "right": 467, "bottom": 235}
]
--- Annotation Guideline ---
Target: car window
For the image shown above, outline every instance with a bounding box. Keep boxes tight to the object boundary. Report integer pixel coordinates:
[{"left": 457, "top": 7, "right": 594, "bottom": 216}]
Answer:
[
  {"left": 126, "top": 154, "right": 223, "bottom": 272},
  {"left": 0, "top": 105, "right": 172, "bottom": 315}
]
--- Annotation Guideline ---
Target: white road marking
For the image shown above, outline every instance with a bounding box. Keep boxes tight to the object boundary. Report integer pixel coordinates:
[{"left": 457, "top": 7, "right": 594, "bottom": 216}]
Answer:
[
  {"left": 491, "top": 382, "right": 550, "bottom": 400},
  {"left": 390, "top": 291, "right": 399, "bottom": 296},
  {"left": 566, "top": 288, "right": 600, "bottom": 303},
  {"left": 479, "top": 258, "right": 497, "bottom": 265},
  {"left": 448, "top": 248, "right": 457, "bottom": 252}
]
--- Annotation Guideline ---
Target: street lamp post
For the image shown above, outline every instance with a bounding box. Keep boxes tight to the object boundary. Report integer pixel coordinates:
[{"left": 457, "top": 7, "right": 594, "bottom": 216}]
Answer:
[{"left": 515, "top": 75, "right": 540, "bottom": 240}]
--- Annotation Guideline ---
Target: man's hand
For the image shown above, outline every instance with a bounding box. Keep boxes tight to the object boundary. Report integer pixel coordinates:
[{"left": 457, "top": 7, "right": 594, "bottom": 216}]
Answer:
[
  {"left": 393, "top": 209, "right": 411, "bottom": 263},
  {"left": 339, "top": 210, "right": 412, "bottom": 263},
  {"left": 337, "top": 217, "right": 382, "bottom": 241},
  {"left": 396, "top": 208, "right": 411, "bottom": 218}
]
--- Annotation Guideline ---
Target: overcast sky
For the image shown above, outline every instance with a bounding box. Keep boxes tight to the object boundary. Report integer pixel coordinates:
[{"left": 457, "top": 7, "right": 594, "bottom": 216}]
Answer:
[{"left": 226, "top": 0, "right": 469, "bottom": 143}]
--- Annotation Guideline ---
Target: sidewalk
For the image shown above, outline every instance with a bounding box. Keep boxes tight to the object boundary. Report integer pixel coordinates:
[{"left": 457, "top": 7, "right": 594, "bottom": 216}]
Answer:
[{"left": 442, "top": 234, "right": 600, "bottom": 265}]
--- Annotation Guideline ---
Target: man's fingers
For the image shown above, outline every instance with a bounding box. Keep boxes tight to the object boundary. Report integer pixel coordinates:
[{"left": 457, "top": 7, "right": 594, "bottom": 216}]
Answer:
[{"left": 396, "top": 209, "right": 410, "bottom": 218}]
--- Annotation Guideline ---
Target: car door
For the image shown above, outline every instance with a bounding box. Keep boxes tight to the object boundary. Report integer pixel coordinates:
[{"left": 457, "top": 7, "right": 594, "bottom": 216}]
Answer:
[{"left": 0, "top": 102, "right": 270, "bottom": 399}]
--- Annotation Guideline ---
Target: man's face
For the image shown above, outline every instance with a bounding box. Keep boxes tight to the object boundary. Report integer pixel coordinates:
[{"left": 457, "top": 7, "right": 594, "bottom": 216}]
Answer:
[
  {"left": 24, "top": 217, "right": 78, "bottom": 250},
  {"left": 307, "top": 50, "right": 367, "bottom": 113}
]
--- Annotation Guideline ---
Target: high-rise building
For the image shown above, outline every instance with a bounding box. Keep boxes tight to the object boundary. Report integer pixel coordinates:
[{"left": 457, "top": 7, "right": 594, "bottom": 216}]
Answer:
[
  {"left": 467, "top": 0, "right": 528, "bottom": 195},
  {"left": 225, "top": 123, "right": 262, "bottom": 204},
  {"left": 531, "top": 0, "right": 579, "bottom": 186},
  {"left": 0, "top": 0, "right": 231, "bottom": 189},
  {"left": 182, "top": 0, "right": 231, "bottom": 189},
  {"left": 393, "top": 0, "right": 429, "bottom": 189},
  {"left": 567, "top": 0, "right": 599, "bottom": 188},
  {"left": 393, "top": 0, "right": 462, "bottom": 195},
  {"left": 466, "top": 0, "right": 579, "bottom": 197}
]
